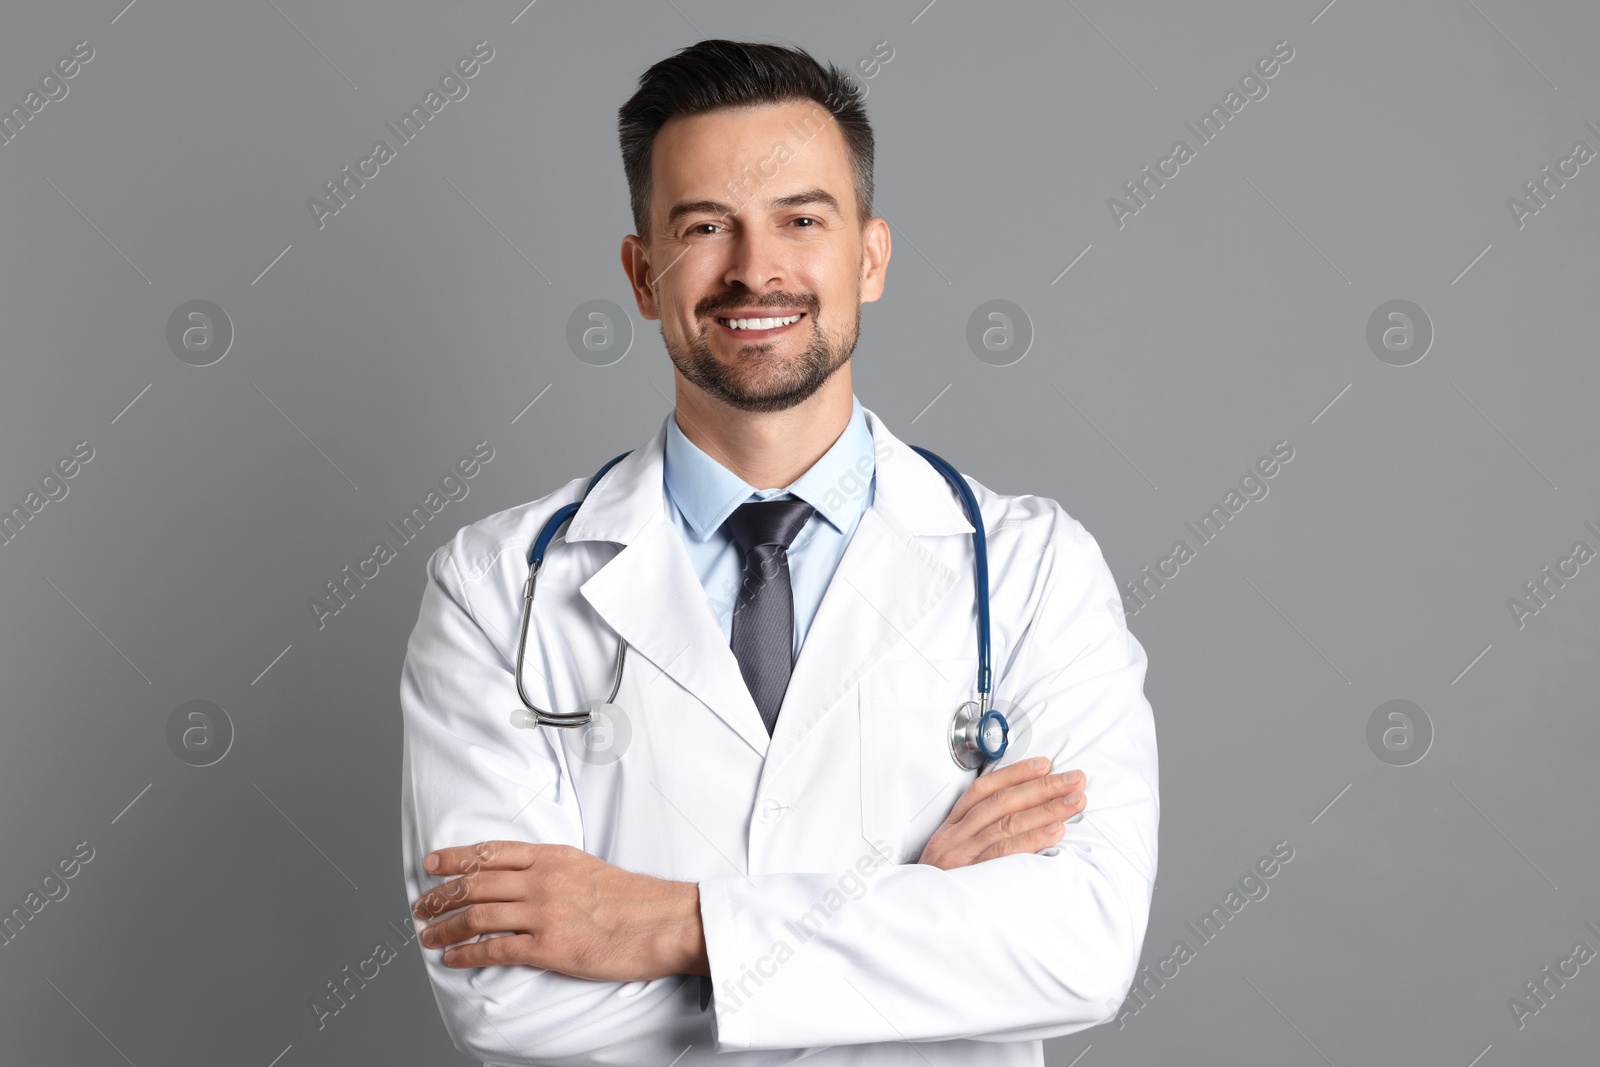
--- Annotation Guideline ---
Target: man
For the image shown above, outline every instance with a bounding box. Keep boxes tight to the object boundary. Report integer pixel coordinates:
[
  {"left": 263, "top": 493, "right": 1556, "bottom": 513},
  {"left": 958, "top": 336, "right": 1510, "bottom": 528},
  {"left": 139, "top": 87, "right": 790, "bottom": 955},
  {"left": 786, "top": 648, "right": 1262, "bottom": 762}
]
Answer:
[{"left": 401, "top": 39, "right": 1159, "bottom": 1065}]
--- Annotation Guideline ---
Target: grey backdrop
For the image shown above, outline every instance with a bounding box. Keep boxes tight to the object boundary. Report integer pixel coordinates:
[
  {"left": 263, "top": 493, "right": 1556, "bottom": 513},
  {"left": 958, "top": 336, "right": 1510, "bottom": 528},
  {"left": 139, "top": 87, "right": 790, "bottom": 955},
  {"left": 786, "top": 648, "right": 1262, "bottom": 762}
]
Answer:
[{"left": 2, "top": 0, "right": 1597, "bottom": 1064}]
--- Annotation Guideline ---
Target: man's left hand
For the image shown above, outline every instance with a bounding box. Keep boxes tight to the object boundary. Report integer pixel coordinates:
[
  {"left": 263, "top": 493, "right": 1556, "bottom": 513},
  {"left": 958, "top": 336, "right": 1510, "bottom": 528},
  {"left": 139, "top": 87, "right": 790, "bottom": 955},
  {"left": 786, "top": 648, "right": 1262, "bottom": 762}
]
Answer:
[{"left": 411, "top": 840, "right": 709, "bottom": 981}]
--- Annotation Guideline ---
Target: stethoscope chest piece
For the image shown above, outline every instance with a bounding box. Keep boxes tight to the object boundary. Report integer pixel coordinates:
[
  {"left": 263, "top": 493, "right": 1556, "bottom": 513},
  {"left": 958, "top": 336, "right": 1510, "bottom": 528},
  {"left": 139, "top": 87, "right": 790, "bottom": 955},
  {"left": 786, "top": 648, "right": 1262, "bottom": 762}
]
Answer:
[{"left": 949, "top": 700, "right": 1009, "bottom": 770}]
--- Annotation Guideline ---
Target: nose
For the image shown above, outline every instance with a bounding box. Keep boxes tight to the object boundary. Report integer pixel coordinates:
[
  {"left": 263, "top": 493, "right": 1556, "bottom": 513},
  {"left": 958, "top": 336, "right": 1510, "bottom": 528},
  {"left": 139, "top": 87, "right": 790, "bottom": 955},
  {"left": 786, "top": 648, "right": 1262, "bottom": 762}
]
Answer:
[{"left": 721, "top": 221, "right": 790, "bottom": 295}]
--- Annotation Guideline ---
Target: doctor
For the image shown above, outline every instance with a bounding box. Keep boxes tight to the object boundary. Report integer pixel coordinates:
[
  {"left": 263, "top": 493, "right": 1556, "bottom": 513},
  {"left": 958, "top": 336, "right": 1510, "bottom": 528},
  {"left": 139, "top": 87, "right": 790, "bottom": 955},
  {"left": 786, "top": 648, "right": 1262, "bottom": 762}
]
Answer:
[{"left": 402, "top": 38, "right": 1159, "bottom": 1066}]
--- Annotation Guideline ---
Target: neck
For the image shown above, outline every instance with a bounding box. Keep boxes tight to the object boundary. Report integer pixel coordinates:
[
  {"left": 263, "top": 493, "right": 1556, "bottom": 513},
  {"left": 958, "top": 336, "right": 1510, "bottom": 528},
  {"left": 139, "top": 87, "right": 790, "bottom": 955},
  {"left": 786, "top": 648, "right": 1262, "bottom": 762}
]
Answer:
[{"left": 672, "top": 372, "right": 854, "bottom": 489}]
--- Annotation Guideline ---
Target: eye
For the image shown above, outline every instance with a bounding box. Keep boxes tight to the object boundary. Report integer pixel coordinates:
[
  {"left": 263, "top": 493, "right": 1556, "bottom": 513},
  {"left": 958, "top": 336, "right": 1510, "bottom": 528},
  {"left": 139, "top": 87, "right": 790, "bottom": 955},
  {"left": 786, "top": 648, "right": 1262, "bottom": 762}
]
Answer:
[
  {"left": 791, "top": 217, "right": 818, "bottom": 228},
  {"left": 689, "top": 223, "right": 722, "bottom": 236}
]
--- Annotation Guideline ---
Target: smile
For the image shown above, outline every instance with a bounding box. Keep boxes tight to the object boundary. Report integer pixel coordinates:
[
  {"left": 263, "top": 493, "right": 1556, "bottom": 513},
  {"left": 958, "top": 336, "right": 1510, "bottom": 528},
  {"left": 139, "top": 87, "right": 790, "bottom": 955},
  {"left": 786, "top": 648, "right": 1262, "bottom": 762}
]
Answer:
[{"left": 714, "top": 312, "right": 805, "bottom": 336}]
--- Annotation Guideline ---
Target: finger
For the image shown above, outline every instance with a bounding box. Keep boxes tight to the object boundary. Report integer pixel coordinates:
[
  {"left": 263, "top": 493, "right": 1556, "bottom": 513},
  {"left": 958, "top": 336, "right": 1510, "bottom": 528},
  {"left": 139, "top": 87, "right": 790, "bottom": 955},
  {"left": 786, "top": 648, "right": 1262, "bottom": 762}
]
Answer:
[
  {"left": 937, "top": 789, "right": 1084, "bottom": 869},
  {"left": 421, "top": 840, "right": 542, "bottom": 877},
  {"left": 964, "top": 770, "right": 1085, "bottom": 834},
  {"left": 985, "top": 790, "right": 1085, "bottom": 847},
  {"left": 423, "top": 901, "right": 521, "bottom": 949},
  {"left": 944, "top": 757, "right": 1053, "bottom": 823},
  {"left": 440, "top": 932, "right": 541, "bottom": 969},
  {"left": 413, "top": 870, "right": 524, "bottom": 920},
  {"left": 977, "top": 820, "right": 1067, "bottom": 863}
]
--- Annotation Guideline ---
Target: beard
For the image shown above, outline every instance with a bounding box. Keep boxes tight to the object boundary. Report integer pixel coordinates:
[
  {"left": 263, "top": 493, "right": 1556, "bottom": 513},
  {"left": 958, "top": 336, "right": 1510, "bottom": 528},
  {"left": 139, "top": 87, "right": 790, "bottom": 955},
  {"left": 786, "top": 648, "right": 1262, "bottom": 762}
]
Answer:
[{"left": 663, "top": 300, "right": 860, "bottom": 414}]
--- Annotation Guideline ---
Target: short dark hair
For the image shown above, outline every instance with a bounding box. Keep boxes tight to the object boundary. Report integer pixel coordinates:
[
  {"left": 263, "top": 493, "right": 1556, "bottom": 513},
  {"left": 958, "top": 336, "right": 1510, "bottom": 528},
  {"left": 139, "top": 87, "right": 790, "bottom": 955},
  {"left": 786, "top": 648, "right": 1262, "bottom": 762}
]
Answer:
[{"left": 617, "top": 39, "right": 875, "bottom": 238}]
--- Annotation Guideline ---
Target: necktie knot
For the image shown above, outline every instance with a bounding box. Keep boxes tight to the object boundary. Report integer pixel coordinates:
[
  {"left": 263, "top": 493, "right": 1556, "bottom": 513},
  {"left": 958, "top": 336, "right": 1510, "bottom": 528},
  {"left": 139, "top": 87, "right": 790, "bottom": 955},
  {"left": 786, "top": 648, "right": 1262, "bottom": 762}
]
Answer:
[{"left": 723, "top": 498, "right": 814, "bottom": 557}]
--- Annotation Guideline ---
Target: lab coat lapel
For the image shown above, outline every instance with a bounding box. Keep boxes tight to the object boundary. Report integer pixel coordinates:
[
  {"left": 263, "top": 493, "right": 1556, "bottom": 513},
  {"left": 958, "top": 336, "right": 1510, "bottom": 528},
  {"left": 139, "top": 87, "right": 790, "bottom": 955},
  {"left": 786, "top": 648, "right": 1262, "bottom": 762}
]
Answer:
[
  {"left": 762, "top": 409, "right": 975, "bottom": 771},
  {"left": 566, "top": 418, "right": 773, "bottom": 758},
  {"left": 562, "top": 406, "right": 975, "bottom": 767}
]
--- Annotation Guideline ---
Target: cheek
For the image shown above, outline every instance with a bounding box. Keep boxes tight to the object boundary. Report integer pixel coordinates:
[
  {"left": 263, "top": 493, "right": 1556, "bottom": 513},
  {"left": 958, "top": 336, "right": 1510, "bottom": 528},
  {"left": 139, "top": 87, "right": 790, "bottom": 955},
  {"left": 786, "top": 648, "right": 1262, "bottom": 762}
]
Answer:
[
  {"left": 681, "top": 301, "right": 712, "bottom": 333},
  {"left": 811, "top": 252, "right": 861, "bottom": 305},
  {"left": 649, "top": 286, "right": 694, "bottom": 334},
  {"left": 668, "top": 263, "right": 725, "bottom": 329}
]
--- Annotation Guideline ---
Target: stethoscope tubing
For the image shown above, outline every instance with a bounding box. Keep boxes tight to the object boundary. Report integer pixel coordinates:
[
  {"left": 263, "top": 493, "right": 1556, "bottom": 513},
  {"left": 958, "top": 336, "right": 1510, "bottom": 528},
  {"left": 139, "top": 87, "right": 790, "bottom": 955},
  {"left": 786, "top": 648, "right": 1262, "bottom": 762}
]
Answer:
[
  {"left": 908, "top": 445, "right": 991, "bottom": 714},
  {"left": 511, "top": 443, "right": 1005, "bottom": 767},
  {"left": 515, "top": 454, "right": 632, "bottom": 728}
]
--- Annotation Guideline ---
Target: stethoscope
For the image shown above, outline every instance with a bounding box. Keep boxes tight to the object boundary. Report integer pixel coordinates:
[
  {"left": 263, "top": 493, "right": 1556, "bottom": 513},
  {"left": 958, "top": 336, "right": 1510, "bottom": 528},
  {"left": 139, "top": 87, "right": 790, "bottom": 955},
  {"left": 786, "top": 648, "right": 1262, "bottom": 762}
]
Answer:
[{"left": 508, "top": 446, "right": 1009, "bottom": 770}]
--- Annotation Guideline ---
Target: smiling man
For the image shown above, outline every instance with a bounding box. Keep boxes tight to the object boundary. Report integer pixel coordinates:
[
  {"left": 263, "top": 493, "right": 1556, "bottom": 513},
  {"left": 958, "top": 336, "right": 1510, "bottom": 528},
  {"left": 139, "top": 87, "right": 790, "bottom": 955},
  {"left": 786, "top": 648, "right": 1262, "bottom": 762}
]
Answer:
[
  {"left": 621, "top": 71, "right": 878, "bottom": 480},
  {"left": 401, "top": 39, "right": 1159, "bottom": 1066}
]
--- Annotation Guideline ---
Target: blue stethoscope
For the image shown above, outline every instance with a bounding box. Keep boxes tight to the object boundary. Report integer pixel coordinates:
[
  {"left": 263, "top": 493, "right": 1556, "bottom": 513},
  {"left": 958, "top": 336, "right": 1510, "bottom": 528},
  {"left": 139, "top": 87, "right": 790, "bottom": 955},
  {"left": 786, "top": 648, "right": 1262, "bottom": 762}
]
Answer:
[{"left": 509, "top": 446, "right": 1008, "bottom": 770}]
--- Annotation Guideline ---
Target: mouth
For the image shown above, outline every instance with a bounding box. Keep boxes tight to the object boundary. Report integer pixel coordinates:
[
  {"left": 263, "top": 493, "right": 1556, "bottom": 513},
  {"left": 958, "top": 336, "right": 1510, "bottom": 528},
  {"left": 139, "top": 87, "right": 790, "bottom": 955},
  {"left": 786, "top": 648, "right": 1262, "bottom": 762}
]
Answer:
[{"left": 712, "top": 311, "right": 806, "bottom": 339}]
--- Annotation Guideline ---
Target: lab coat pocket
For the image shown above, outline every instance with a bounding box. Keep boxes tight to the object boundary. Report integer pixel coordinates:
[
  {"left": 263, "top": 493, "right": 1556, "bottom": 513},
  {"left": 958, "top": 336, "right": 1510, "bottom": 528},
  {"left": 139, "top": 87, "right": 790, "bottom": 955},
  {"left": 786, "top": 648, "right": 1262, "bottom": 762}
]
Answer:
[{"left": 858, "top": 657, "right": 980, "bottom": 866}]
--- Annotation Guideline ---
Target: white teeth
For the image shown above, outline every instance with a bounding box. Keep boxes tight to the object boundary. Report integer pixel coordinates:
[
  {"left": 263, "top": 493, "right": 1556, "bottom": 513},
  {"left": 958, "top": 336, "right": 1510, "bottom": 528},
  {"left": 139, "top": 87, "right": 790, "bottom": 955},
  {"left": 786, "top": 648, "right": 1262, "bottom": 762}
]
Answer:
[{"left": 719, "top": 313, "right": 802, "bottom": 330}]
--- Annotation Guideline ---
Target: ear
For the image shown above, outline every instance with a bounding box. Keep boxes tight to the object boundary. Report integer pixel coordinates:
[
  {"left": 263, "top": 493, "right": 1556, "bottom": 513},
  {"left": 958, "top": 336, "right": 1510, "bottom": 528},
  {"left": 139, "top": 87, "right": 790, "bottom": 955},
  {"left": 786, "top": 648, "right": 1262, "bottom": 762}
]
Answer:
[
  {"left": 858, "top": 215, "right": 891, "bottom": 304},
  {"left": 620, "top": 234, "right": 661, "bottom": 320}
]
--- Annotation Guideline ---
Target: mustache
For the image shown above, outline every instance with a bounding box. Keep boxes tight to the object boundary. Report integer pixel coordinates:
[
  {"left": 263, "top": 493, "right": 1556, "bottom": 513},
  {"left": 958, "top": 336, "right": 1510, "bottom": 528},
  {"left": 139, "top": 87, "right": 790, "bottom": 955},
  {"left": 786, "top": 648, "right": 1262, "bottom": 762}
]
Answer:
[{"left": 698, "top": 296, "right": 819, "bottom": 318}]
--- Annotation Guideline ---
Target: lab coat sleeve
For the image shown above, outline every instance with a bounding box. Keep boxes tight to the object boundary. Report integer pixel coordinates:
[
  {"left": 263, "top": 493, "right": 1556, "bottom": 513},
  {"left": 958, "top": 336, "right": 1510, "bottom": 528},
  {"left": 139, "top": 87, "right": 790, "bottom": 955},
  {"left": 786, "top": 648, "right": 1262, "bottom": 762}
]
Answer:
[
  {"left": 697, "top": 517, "right": 1160, "bottom": 1051},
  {"left": 400, "top": 539, "right": 706, "bottom": 1066}
]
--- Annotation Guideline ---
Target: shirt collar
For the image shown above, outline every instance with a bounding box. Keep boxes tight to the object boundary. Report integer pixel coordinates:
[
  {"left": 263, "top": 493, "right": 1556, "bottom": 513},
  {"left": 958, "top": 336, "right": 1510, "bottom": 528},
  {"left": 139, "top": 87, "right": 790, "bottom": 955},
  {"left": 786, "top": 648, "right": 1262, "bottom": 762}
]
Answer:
[{"left": 663, "top": 395, "right": 875, "bottom": 542}]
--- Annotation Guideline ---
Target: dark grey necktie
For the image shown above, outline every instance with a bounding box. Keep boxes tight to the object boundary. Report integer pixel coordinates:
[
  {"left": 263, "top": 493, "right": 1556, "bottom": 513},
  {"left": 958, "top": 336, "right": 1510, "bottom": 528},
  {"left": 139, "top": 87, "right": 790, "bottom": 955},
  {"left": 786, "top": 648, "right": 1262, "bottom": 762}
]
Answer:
[{"left": 723, "top": 497, "right": 815, "bottom": 737}]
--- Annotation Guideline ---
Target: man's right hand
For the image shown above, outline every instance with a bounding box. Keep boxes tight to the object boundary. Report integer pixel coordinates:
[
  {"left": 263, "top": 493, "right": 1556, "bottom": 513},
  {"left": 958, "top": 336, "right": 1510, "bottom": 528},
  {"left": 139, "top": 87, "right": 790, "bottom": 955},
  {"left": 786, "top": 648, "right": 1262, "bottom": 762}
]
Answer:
[{"left": 916, "top": 757, "right": 1086, "bottom": 869}]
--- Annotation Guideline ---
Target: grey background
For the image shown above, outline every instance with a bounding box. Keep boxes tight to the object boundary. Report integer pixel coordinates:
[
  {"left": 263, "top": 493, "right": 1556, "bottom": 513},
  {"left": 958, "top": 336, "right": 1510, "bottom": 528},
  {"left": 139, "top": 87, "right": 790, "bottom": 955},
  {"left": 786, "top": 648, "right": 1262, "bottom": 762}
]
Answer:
[{"left": 2, "top": 0, "right": 1597, "bottom": 1063}]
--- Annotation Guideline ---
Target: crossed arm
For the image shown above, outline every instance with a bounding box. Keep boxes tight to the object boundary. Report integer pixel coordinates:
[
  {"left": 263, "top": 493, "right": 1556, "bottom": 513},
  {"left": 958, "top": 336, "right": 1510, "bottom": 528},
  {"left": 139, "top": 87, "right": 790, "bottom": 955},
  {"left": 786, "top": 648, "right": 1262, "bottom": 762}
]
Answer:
[
  {"left": 409, "top": 758, "right": 1090, "bottom": 978},
  {"left": 402, "top": 525, "right": 1157, "bottom": 1057}
]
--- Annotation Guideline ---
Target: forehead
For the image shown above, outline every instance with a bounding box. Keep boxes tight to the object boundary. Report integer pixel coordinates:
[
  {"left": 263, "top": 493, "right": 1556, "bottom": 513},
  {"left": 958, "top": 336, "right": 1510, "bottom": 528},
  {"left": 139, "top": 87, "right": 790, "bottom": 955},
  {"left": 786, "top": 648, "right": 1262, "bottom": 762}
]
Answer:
[{"left": 650, "top": 100, "right": 854, "bottom": 216}]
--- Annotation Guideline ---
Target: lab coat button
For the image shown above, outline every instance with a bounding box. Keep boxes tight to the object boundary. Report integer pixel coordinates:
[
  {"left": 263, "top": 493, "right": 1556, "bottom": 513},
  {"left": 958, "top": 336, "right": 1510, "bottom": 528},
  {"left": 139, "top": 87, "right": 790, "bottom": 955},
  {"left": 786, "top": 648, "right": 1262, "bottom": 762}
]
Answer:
[{"left": 757, "top": 797, "right": 785, "bottom": 823}]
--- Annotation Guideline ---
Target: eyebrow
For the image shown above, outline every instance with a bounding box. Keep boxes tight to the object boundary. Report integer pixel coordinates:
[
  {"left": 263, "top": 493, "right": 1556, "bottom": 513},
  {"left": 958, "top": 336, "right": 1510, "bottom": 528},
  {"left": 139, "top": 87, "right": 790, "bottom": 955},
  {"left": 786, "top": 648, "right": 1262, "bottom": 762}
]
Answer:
[{"left": 663, "top": 188, "right": 844, "bottom": 232}]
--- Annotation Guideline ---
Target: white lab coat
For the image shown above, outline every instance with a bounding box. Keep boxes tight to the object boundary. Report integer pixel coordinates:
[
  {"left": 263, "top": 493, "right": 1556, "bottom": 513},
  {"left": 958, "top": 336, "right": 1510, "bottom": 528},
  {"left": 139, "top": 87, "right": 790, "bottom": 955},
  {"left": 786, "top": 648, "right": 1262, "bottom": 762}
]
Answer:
[{"left": 400, "top": 404, "right": 1159, "bottom": 1066}]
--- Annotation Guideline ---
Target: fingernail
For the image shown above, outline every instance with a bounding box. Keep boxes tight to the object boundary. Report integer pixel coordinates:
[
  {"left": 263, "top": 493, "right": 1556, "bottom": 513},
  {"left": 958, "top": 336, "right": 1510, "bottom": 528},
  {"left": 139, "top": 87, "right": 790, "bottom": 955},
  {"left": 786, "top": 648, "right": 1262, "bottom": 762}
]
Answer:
[
  {"left": 1031, "top": 757, "right": 1049, "bottom": 770},
  {"left": 425, "top": 853, "right": 439, "bottom": 872}
]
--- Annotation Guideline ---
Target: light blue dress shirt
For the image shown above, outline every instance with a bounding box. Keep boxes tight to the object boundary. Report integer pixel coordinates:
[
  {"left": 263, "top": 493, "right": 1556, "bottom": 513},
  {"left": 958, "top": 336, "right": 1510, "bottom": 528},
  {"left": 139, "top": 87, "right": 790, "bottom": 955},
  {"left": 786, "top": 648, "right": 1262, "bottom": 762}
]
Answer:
[{"left": 663, "top": 395, "right": 877, "bottom": 663}]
